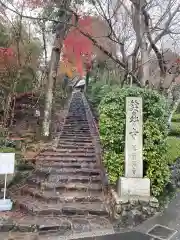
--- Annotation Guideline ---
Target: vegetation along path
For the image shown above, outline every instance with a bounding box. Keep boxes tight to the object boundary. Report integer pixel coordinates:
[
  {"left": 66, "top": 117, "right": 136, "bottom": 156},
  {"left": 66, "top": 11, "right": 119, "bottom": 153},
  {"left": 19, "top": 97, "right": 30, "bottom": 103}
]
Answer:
[{"left": 7, "top": 91, "right": 114, "bottom": 239}]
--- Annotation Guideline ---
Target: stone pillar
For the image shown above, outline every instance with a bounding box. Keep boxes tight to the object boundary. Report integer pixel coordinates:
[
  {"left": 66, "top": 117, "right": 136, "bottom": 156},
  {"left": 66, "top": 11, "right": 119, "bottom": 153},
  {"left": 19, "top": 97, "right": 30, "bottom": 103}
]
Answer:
[{"left": 117, "top": 97, "right": 150, "bottom": 197}]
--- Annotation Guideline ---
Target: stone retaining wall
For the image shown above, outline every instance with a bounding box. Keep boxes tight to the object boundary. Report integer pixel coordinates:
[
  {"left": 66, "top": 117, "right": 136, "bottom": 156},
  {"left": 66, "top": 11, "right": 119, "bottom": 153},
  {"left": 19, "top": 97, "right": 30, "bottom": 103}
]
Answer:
[{"left": 107, "top": 188, "right": 160, "bottom": 227}]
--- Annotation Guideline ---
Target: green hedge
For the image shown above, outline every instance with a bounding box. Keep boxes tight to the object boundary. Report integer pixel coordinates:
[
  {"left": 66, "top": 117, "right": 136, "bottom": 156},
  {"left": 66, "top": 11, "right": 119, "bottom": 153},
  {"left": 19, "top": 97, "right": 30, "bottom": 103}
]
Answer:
[
  {"left": 166, "top": 137, "right": 180, "bottom": 164},
  {"left": 99, "top": 87, "right": 170, "bottom": 197},
  {"left": 170, "top": 122, "right": 180, "bottom": 136}
]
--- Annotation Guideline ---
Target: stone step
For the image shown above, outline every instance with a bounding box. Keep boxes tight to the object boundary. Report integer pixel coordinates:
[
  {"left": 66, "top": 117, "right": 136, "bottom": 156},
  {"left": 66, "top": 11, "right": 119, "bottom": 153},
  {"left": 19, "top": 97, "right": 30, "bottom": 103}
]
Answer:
[
  {"left": 62, "top": 128, "right": 90, "bottom": 132},
  {"left": 59, "top": 138, "right": 92, "bottom": 143},
  {"left": 57, "top": 142, "right": 94, "bottom": 147},
  {"left": 27, "top": 174, "right": 101, "bottom": 186},
  {"left": 37, "top": 162, "right": 97, "bottom": 169},
  {"left": 35, "top": 167, "right": 101, "bottom": 176},
  {"left": 61, "top": 135, "right": 92, "bottom": 139},
  {"left": 7, "top": 215, "right": 113, "bottom": 236},
  {"left": 65, "top": 118, "right": 88, "bottom": 121},
  {"left": 40, "top": 182, "right": 102, "bottom": 191},
  {"left": 14, "top": 196, "right": 108, "bottom": 216},
  {"left": 57, "top": 144, "right": 94, "bottom": 150},
  {"left": 61, "top": 134, "right": 92, "bottom": 138},
  {"left": 62, "top": 129, "right": 90, "bottom": 132},
  {"left": 63, "top": 125, "right": 89, "bottom": 128},
  {"left": 39, "top": 151, "right": 96, "bottom": 157},
  {"left": 46, "top": 148, "right": 95, "bottom": 153},
  {"left": 62, "top": 202, "right": 108, "bottom": 216},
  {"left": 36, "top": 156, "right": 96, "bottom": 163},
  {"left": 21, "top": 186, "right": 104, "bottom": 202}
]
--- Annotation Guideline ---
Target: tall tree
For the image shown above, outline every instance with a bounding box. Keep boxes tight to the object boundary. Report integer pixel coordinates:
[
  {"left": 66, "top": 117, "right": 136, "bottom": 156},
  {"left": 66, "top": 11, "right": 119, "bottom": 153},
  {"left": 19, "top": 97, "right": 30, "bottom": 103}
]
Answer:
[{"left": 42, "top": 0, "right": 72, "bottom": 137}]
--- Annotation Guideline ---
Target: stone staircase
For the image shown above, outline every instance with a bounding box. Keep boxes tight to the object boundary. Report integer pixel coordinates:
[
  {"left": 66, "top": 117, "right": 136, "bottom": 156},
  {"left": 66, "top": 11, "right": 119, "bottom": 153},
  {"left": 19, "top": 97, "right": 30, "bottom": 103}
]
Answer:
[{"left": 8, "top": 91, "right": 113, "bottom": 237}]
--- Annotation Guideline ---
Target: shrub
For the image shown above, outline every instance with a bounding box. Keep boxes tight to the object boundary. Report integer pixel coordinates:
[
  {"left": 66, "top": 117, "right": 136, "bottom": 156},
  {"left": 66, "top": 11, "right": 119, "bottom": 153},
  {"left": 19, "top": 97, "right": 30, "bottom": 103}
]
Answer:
[
  {"left": 88, "top": 82, "right": 110, "bottom": 108},
  {"left": 99, "top": 87, "right": 170, "bottom": 197},
  {"left": 87, "top": 80, "right": 118, "bottom": 109},
  {"left": 166, "top": 136, "right": 180, "bottom": 164},
  {"left": 172, "top": 113, "right": 180, "bottom": 122},
  {"left": 170, "top": 122, "right": 180, "bottom": 136}
]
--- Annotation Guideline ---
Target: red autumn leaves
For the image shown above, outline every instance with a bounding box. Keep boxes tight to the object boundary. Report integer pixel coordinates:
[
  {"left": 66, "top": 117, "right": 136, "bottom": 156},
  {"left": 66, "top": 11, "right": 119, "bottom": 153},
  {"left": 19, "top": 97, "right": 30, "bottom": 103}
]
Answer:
[{"left": 63, "top": 15, "right": 93, "bottom": 76}]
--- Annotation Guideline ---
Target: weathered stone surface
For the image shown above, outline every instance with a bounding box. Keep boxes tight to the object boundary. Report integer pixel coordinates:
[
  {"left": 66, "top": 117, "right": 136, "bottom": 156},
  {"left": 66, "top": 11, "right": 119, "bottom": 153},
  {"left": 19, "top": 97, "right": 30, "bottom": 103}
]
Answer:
[
  {"left": 62, "top": 202, "right": 108, "bottom": 216},
  {"left": 108, "top": 188, "right": 159, "bottom": 228},
  {"left": 0, "top": 218, "right": 14, "bottom": 232},
  {"left": 71, "top": 218, "right": 91, "bottom": 233},
  {"left": 125, "top": 97, "right": 143, "bottom": 178},
  {"left": 7, "top": 92, "right": 112, "bottom": 237},
  {"left": 117, "top": 177, "right": 150, "bottom": 197},
  {"left": 7, "top": 232, "right": 38, "bottom": 240}
]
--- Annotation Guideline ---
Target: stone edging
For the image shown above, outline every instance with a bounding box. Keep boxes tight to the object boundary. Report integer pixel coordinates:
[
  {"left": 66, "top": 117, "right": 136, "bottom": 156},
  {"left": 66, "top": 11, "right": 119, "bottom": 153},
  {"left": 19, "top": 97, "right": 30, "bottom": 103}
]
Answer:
[
  {"left": 108, "top": 188, "right": 160, "bottom": 226},
  {"left": 82, "top": 93, "right": 108, "bottom": 182}
]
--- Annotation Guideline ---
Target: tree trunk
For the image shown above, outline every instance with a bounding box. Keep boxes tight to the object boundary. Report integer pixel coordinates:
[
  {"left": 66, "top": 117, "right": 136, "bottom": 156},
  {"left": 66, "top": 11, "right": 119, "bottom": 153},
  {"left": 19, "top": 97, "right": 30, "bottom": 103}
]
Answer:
[
  {"left": 168, "top": 98, "right": 180, "bottom": 126},
  {"left": 139, "top": 5, "right": 149, "bottom": 86},
  {"left": 42, "top": 1, "right": 71, "bottom": 137},
  {"left": 85, "top": 70, "right": 90, "bottom": 92},
  {"left": 43, "top": 46, "right": 60, "bottom": 137},
  {"left": 131, "top": 0, "right": 150, "bottom": 87}
]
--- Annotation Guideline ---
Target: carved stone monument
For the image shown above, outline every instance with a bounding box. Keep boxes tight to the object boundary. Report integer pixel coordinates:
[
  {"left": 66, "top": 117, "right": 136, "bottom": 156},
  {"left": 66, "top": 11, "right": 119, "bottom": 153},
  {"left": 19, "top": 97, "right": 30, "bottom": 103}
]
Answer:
[{"left": 117, "top": 97, "right": 150, "bottom": 197}]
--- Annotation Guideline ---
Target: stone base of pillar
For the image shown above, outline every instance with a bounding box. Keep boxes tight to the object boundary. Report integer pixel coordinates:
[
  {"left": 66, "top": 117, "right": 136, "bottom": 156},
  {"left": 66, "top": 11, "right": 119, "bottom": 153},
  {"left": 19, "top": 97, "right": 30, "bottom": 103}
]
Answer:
[{"left": 117, "top": 177, "right": 150, "bottom": 197}]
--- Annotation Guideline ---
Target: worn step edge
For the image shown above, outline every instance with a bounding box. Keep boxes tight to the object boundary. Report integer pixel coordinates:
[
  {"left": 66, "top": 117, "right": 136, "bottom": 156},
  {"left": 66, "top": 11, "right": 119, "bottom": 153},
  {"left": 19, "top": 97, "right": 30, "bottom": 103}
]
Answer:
[
  {"left": 27, "top": 175, "right": 101, "bottom": 186},
  {"left": 36, "top": 157, "right": 96, "bottom": 163},
  {"left": 39, "top": 152, "right": 96, "bottom": 157},
  {"left": 34, "top": 168, "right": 101, "bottom": 176},
  {"left": 14, "top": 199, "right": 108, "bottom": 217},
  {"left": 36, "top": 162, "right": 97, "bottom": 169},
  {"left": 40, "top": 182, "right": 102, "bottom": 191},
  {"left": 21, "top": 187, "right": 104, "bottom": 202}
]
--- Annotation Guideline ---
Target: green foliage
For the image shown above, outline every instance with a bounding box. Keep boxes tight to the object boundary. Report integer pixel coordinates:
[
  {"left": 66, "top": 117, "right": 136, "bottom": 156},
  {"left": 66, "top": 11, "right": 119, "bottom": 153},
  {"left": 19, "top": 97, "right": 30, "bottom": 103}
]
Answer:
[
  {"left": 166, "top": 137, "right": 180, "bottom": 164},
  {"left": 99, "top": 87, "right": 170, "bottom": 197},
  {"left": 170, "top": 122, "right": 180, "bottom": 136},
  {"left": 172, "top": 113, "right": 180, "bottom": 122},
  {"left": 103, "top": 151, "right": 124, "bottom": 183},
  {"left": 87, "top": 79, "right": 117, "bottom": 109},
  {"left": 0, "top": 147, "right": 15, "bottom": 153}
]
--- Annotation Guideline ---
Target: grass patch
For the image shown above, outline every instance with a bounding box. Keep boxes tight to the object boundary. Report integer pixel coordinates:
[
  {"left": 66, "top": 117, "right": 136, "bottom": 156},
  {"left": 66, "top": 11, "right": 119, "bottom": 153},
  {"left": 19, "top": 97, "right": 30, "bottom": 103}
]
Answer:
[
  {"left": 172, "top": 113, "right": 180, "bottom": 122},
  {"left": 170, "top": 122, "right": 180, "bottom": 136},
  {"left": 167, "top": 136, "right": 180, "bottom": 164},
  {"left": 0, "top": 147, "right": 15, "bottom": 153}
]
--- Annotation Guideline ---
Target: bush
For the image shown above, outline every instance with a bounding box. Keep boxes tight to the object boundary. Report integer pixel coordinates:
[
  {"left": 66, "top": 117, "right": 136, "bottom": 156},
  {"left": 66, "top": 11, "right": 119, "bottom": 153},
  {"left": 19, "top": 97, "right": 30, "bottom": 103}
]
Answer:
[
  {"left": 99, "top": 87, "right": 170, "bottom": 197},
  {"left": 166, "top": 137, "right": 180, "bottom": 164},
  {"left": 170, "top": 122, "right": 180, "bottom": 136},
  {"left": 87, "top": 80, "right": 118, "bottom": 109},
  {"left": 172, "top": 113, "right": 180, "bottom": 122},
  {"left": 87, "top": 82, "right": 109, "bottom": 108}
]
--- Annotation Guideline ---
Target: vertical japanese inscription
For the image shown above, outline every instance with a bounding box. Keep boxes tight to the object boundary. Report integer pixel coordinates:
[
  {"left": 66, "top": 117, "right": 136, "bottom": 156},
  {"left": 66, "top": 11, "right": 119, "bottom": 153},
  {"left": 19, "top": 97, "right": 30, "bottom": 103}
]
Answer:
[{"left": 125, "top": 97, "right": 143, "bottom": 178}]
